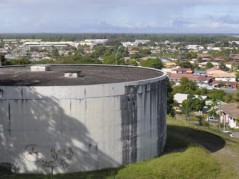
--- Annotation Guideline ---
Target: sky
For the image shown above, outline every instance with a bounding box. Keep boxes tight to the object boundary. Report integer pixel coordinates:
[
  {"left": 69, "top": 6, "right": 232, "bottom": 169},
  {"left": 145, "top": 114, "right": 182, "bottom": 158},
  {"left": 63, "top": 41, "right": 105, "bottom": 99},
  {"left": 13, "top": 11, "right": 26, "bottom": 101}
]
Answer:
[{"left": 0, "top": 0, "right": 238, "bottom": 33}]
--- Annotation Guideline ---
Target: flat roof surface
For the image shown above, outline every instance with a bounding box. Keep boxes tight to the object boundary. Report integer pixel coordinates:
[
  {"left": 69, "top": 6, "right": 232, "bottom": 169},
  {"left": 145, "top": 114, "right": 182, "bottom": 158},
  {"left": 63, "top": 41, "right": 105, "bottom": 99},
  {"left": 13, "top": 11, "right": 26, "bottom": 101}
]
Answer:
[{"left": 0, "top": 65, "right": 163, "bottom": 86}]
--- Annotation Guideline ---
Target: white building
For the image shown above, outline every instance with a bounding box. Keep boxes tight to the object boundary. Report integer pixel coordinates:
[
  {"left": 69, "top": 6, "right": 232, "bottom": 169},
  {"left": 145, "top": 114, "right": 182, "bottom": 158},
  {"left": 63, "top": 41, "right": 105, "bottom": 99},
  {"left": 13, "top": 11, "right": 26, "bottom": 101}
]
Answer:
[
  {"left": 23, "top": 41, "right": 80, "bottom": 50},
  {"left": 219, "top": 103, "right": 239, "bottom": 128},
  {"left": 79, "top": 39, "right": 108, "bottom": 47},
  {"left": 121, "top": 42, "right": 135, "bottom": 47},
  {"left": 186, "top": 45, "right": 204, "bottom": 51},
  {"left": 135, "top": 40, "right": 150, "bottom": 45},
  {"left": 174, "top": 93, "right": 207, "bottom": 105}
]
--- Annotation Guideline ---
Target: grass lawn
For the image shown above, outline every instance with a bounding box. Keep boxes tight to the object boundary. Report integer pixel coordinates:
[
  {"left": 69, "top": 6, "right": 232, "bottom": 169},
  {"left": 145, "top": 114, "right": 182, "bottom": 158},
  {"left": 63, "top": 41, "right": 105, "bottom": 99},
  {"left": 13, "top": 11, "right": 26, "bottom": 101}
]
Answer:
[{"left": 10, "top": 116, "right": 239, "bottom": 179}]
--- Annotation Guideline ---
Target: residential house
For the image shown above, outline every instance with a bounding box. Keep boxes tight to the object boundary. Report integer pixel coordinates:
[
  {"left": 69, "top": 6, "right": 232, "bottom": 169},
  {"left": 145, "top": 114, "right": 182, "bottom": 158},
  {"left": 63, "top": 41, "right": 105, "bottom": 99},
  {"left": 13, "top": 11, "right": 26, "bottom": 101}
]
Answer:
[
  {"left": 198, "top": 62, "right": 219, "bottom": 68},
  {"left": 171, "top": 68, "right": 193, "bottom": 74},
  {"left": 123, "top": 57, "right": 131, "bottom": 62},
  {"left": 211, "top": 81, "right": 239, "bottom": 89},
  {"left": 135, "top": 40, "right": 150, "bottom": 45},
  {"left": 208, "top": 47, "right": 221, "bottom": 51},
  {"left": 198, "top": 54, "right": 211, "bottom": 61},
  {"left": 193, "top": 70, "right": 207, "bottom": 76},
  {"left": 206, "top": 68, "right": 236, "bottom": 82},
  {"left": 164, "top": 62, "right": 176, "bottom": 68},
  {"left": 129, "top": 50, "right": 140, "bottom": 55},
  {"left": 219, "top": 103, "right": 239, "bottom": 128},
  {"left": 232, "top": 54, "right": 239, "bottom": 61},
  {"left": 213, "top": 56, "right": 224, "bottom": 62},
  {"left": 186, "top": 45, "right": 204, "bottom": 51},
  {"left": 169, "top": 73, "right": 213, "bottom": 84},
  {"left": 225, "top": 61, "right": 234, "bottom": 69},
  {"left": 140, "top": 56, "right": 157, "bottom": 61},
  {"left": 229, "top": 41, "right": 239, "bottom": 45},
  {"left": 121, "top": 42, "right": 135, "bottom": 47}
]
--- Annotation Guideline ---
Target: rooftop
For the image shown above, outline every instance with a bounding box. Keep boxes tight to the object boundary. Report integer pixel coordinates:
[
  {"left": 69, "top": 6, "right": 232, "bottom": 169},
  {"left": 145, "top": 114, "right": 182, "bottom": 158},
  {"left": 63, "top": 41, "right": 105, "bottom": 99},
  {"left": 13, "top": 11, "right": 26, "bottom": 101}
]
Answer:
[
  {"left": 0, "top": 65, "right": 163, "bottom": 86},
  {"left": 169, "top": 73, "right": 212, "bottom": 81},
  {"left": 219, "top": 103, "right": 239, "bottom": 118}
]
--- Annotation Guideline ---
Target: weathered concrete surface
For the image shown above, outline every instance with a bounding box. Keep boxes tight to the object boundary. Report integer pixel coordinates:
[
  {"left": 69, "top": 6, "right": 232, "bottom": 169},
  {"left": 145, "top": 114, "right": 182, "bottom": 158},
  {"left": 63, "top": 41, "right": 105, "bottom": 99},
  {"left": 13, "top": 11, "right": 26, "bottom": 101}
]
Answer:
[
  {"left": 0, "top": 66, "right": 167, "bottom": 174},
  {"left": 0, "top": 65, "right": 163, "bottom": 86}
]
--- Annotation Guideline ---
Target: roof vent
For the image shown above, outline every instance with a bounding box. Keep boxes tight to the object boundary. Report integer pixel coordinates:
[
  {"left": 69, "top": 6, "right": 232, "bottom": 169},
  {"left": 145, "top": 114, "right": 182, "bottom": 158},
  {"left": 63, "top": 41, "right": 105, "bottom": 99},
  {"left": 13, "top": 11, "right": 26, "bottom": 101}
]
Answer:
[
  {"left": 30, "top": 65, "right": 51, "bottom": 72},
  {"left": 64, "top": 71, "right": 82, "bottom": 78}
]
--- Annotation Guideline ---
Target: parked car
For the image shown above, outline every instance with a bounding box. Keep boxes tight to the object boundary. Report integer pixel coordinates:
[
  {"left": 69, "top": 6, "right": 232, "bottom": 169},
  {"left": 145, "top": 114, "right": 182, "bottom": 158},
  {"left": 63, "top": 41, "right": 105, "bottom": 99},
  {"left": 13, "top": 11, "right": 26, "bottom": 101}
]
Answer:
[
  {"left": 207, "top": 116, "right": 218, "bottom": 123},
  {"left": 223, "top": 130, "right": 234, "bottom": 137},
  {"left": 173, "top": 107, "right": 182, "bottom": 114}
]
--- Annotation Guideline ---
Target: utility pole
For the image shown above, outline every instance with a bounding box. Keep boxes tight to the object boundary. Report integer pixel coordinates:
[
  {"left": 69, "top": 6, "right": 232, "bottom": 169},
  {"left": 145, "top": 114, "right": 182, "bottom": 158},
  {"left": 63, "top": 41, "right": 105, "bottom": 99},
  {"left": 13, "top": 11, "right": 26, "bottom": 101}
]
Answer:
[{"left": 115, "top": 46, "right": 122, "bottom": 65}]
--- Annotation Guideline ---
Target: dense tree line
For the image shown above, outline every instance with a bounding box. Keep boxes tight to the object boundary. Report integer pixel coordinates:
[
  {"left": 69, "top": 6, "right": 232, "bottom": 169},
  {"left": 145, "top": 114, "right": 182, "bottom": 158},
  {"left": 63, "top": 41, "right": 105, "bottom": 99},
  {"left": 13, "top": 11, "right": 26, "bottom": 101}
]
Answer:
[{"left": 0, "top": 33, "right": 238, "bottom": 45}]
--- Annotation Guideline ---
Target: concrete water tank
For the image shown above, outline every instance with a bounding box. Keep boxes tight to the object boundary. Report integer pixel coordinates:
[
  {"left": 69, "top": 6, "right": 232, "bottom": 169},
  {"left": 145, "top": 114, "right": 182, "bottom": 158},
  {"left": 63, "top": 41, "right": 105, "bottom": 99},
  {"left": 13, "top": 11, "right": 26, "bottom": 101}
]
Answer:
[{"left": 0, "top": 65, "right": 167, "bottom": 174}]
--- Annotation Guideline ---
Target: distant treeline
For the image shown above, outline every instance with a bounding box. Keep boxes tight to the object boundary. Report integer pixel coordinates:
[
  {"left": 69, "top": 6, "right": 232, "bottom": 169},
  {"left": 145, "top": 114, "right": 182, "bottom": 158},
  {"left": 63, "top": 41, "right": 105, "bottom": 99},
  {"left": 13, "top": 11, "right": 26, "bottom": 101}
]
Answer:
[{"left": 0, "top": 33, "right": 239, "bottom": 45}]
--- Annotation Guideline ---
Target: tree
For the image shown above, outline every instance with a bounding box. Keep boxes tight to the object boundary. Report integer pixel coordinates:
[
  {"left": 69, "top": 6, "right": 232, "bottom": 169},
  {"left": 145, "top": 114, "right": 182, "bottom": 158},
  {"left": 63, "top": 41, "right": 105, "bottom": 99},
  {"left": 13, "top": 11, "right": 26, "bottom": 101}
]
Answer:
[
  {"left": 195, "top": 88, "right": 208, "bottom": 95},
  {"left": 6, "top": 58, "right": 31, "bottom": 65},
  {"left": 140, "top": 49, "right": 151, "bottom": 56},
  {"left": 173, "top": 77, "right": 198, "bottom": 94},
  {"left": 0, "top": 53, "right": 6, "bottom": 65},
  {"left": 185, "top": 51, "right": 197, "bottom": 60},
  {"left": 190, "top": 97, "right": 205, "bottom": 111},
  {"left": 140, "top": 58, "right": 163, "bottom": 69},
  {"left": 102, "top": 50, "right": 115, "bottom": 64},
  {"left": 166, "top": 78, "right": 175, "bottom": 117},
  {"left": 181, "top": 94, "right": 194, "bottom": 120},
  {"left": 208, "top": 90, "right": 226, "bottom": 101},
  {"left": 93, "top": 46, "right": 108, "bottom": 58},
  {"left": 182, "top": 94, "right": 205, "bottom": 120},
  {"left": 126, "top": 59, "right": 138, "bottom": 66},
  {"left": 236, "top": 71, "right": 239, "bottom": 81},
  {"left": 219, "top": 61, "right": 228, "bottom": 71},
  {"left": 179, "top": 60, "right": 193, "bottom": 69},
  {"left": 51, "top": 47, "right": 59, "bottom": 57},
  {"left": 224, "top": 93, "right": 234, "bottom": 103},
  {"left": 206, "top": 62, "right": 214, "bottom": 69}
]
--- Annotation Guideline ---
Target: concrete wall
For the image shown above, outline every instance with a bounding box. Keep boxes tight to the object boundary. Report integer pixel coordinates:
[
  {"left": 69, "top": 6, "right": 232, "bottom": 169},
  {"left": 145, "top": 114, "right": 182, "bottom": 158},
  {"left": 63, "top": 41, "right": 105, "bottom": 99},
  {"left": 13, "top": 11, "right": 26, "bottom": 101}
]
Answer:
[{"left": 0, "top": 70, "right": 167, "bottom": 174}]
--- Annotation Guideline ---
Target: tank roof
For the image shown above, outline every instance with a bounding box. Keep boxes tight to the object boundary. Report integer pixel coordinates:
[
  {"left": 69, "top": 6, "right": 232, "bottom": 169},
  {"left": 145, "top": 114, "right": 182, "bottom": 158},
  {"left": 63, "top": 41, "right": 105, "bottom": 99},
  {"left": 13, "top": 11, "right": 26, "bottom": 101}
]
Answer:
[{"left": 0, "top": 65, "right": 164, "bottom": 86}]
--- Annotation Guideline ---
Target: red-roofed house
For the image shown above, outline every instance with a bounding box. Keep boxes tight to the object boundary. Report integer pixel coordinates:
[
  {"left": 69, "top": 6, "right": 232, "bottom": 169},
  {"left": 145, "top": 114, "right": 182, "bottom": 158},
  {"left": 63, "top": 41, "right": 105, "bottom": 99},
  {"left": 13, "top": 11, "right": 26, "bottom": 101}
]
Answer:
[
  {"left": 169, "top": 73, "right": 213, "bottom": 84},
  {"left": 232, "top": 54, "right": 239, "bottom": 61}
]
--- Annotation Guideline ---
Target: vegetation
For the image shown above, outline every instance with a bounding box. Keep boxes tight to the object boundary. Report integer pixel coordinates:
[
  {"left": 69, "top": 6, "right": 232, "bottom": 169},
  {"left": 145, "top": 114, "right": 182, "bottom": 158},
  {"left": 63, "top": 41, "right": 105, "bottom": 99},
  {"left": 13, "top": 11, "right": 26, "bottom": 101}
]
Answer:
[
  {"left": 5, "top": 58, "right": 31, "bottom": 65},
  {"left": 140, "top": 58, "right": 163, "bottom": 69},
  {"left": 1, "top": 33, "right": 238, "bottom": 45},
  {"left": 116, "top": 147, "right": 220, "bottom": 179},
  {"left": 181, "top": 94, "right": 205, "bottom": 115},
  {"left": 171, "top": 77, "right": 238, "bottom": 103},
  {"left": 178, "top": 60, "right": 194, "bottom": 69},
  {"left": 166, "top": 78, "right": 175, "bottom": 117},
  {"left": 173, "top": 77, "right": 198, "bottom": 94},
  {"left": 236, "top": 71, "right": 239, "bottom": 81},
  {"left": 126, "top": 59, "right": 138, "bottom": 66}
]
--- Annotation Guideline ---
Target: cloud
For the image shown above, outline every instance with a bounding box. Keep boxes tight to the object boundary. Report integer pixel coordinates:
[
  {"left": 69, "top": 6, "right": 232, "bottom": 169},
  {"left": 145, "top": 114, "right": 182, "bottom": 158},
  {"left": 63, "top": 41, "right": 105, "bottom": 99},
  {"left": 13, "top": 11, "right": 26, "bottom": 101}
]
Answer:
[{"left": 0, "top": 0, "right": 238, "bottom": 33}]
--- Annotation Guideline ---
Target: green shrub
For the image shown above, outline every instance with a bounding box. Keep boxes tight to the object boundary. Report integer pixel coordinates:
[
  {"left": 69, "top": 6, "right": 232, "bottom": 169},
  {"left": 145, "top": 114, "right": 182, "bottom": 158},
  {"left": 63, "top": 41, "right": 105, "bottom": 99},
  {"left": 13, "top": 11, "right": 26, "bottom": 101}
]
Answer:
[{"left": 199, "top": 119, "right": 210, "bottom": 126}]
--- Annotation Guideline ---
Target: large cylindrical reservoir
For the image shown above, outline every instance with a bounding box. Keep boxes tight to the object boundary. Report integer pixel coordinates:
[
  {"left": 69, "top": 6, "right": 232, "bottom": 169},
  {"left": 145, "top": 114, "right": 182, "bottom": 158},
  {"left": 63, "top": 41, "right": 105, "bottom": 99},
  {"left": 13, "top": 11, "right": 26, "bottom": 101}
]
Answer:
[{"left": 0, "top": 65, "right": 167, "bottom": 174}]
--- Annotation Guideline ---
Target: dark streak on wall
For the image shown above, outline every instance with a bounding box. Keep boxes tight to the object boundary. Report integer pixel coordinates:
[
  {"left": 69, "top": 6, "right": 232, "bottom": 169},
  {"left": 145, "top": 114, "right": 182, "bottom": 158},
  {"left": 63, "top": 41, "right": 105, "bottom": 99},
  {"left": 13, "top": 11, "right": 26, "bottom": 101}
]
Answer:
[
  {"left": 121, "top": 78, "right": 167, "bottom": 165},
  {"left": 157, "top": 80, "right": 167, "bottom": 155},
  {"left": 8, "top": 102, "right": 11, "bottom": 136},
  {"left": 121, "top": 85, "right": 138, "bottom": 164}
]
